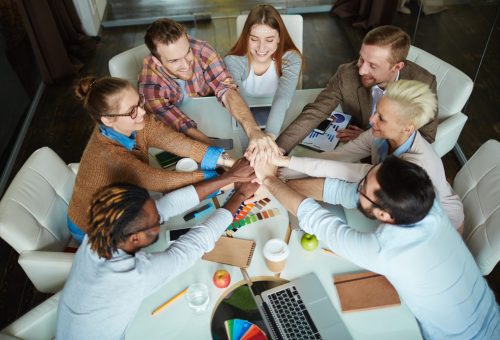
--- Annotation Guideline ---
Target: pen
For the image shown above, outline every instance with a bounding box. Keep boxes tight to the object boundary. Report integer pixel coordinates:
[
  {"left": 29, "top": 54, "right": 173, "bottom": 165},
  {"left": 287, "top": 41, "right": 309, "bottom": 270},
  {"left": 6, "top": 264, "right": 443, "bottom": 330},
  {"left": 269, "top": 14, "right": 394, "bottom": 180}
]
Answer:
[{"left": 151, "top": 287, "right": 188, "bottom": 316}]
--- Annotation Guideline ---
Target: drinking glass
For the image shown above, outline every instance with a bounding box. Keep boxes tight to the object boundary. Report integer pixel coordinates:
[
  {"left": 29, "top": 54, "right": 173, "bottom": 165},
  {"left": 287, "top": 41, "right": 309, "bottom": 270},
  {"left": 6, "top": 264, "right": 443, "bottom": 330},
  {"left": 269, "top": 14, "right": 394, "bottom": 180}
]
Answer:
[{"left": 186, "top": 282, "right": 210, "bottom": 314}]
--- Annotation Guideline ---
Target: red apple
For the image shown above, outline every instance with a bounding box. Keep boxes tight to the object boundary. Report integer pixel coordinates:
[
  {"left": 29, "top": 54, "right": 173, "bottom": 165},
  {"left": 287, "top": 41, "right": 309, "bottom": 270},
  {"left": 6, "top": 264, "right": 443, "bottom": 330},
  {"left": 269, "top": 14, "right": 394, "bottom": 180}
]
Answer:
[{"left": 212, "top": 269, "right": 231, "bottom": 288}]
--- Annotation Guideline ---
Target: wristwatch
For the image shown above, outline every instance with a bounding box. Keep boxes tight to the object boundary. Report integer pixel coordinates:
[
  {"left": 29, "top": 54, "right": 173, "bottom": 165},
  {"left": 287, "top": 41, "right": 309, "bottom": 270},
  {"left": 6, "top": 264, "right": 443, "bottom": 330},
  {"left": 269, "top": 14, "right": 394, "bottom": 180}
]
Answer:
[{"left": 221, "top": 152, "right": 231, "bottom": 167}]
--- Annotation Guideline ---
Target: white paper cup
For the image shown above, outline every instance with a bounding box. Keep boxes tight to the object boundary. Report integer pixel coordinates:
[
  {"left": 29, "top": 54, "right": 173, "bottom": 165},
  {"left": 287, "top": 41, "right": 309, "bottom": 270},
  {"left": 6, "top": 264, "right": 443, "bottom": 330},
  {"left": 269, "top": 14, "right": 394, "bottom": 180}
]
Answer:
[
  {"left": 176, "top": 158, "right": 198, "bottom": 172},
  {"left": 263, "top": 239, "right": 290, "bottom": 273}
]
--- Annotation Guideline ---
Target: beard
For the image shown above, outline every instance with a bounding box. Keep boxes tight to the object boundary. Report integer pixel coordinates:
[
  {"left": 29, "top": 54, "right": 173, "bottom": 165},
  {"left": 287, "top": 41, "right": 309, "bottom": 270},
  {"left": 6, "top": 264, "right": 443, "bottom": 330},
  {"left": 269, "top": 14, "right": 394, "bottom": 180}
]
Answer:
[
  {"left": 360, "top": 75, "right": 377, "bottom": 88},
  {"left": 357, "top": 201, "right": 377, "bottom": 220}
]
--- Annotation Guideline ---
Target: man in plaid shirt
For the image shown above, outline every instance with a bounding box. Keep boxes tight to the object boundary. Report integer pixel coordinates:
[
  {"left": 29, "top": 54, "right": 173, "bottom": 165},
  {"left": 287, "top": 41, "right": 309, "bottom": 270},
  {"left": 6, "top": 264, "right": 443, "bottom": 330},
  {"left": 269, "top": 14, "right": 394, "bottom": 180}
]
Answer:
[{"left": 138, "top": 18, "right": 277, "bottom": 161}]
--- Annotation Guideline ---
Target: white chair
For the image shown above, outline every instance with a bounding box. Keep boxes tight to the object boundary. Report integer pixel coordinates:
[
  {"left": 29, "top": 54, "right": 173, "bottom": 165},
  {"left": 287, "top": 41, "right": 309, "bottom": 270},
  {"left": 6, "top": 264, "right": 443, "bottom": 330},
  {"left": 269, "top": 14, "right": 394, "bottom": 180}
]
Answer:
[
  {"left": 236, "top": 14, "right": 303, "bottom": 89},
  {"left": 406, "top": 45, "right": 473, "bottom": 157},
  {"left": 0, "top": 292, "right": 60, "bottom": 340},
  {"left": 108, "top": 44, "right": 149, "bottom": 87},
  {"left": 0, "top": 147, "right": 78, "bottom": 293},
  {"left": 453, "top": 139, "right": 500, "bottom": 275}
]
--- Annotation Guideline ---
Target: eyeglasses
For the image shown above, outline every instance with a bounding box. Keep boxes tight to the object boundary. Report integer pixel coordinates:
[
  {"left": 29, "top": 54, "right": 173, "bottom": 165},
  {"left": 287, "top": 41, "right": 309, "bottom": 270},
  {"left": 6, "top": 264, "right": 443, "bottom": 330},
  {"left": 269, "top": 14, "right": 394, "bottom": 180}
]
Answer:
[
  {"left": 124, "top": 211, "right": 161, "bottom": 237},
  {"left": 101, "top": 95, "right": 145, "bottom": 120},
  {"left": 356, "top": 167, "right": 384, "bottom": 211}
]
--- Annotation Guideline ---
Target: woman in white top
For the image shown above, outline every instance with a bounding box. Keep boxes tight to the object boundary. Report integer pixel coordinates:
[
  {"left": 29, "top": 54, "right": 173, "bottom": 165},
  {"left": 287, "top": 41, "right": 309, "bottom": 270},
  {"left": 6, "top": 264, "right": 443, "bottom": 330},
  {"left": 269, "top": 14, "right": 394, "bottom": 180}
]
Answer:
[
  {"left": 224, "top": 4, "right": 304, "bottom": 138},
  {"left": 272, "top": 80, "right": 465, "bottom": 232}
]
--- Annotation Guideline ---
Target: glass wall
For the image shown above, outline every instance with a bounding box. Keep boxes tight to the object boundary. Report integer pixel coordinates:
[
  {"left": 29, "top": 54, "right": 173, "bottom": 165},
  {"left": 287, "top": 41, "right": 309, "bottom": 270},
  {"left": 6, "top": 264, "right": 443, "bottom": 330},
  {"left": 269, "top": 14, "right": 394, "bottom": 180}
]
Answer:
[{"left": 0, "top": 0, "right": 42, "bottom": 172}]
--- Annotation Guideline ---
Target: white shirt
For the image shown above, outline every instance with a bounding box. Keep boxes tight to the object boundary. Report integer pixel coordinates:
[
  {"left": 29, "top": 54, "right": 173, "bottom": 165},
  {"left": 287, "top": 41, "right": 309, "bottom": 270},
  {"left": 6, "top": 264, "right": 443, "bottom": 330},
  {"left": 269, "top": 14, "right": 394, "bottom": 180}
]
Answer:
[
  {"left": 370, "top": 71, "right": 400, "bottom": 115},
  {"left": 242, "top": 61, "right": 279, "bottom": 97},
  {"left": 297, "top": 178, "right": 500, "bottom": 339},
  {"left": 56, "top": 186, "right": 233, "bottom": 340}
]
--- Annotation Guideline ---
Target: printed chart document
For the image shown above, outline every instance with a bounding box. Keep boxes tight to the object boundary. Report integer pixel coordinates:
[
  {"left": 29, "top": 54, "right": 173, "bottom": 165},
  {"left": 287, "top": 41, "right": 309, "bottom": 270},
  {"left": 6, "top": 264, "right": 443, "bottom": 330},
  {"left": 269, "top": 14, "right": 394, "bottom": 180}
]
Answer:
[{"left": 300, "top": 111, "right": 352, "bottom": 152}]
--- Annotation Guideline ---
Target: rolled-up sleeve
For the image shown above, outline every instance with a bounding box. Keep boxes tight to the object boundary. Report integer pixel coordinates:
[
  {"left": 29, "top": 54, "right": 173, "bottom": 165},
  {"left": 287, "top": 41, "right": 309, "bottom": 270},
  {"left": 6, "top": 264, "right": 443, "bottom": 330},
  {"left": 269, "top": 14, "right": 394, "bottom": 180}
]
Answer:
[
  {"left": 322, "top": 178, "right": 358, "bottom": 209},
  {"left": 199, "top": 43, "right": 234, "bottom": 102},
  {"left": 297, "top": 198, "right": 382, "bottom": 271}
]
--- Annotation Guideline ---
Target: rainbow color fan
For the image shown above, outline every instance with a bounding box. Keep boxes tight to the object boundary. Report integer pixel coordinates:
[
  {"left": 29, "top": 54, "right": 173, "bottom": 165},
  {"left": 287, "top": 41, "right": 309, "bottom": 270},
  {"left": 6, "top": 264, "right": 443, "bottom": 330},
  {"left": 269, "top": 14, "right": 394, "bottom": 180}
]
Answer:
[{"left": 224, "top": 319, "right": 268, "bottom": 340}]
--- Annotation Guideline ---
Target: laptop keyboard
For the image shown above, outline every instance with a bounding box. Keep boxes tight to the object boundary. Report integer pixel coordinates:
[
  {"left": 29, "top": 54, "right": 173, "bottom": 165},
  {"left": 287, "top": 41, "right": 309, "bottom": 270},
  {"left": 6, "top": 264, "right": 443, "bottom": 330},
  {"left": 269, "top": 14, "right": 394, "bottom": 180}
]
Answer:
[{"left": 267, "top": 286, "right": 323, "bottom": 340}]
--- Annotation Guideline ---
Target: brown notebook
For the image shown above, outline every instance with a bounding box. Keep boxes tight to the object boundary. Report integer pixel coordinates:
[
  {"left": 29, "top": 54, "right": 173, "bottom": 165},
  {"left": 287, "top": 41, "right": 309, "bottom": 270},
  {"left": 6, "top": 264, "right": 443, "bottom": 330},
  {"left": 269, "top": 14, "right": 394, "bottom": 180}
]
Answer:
[
  {"left": 333, "top": 271, "right": 400, "bottom": 312},
  {"left": 202, "top": 236, "right": 256, "bottom": 268}
]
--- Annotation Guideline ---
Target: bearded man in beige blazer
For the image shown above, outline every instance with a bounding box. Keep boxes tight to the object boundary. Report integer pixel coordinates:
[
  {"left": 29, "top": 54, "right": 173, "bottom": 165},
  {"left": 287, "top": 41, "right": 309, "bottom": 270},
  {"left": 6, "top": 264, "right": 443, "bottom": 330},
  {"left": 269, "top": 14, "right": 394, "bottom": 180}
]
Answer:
[{"left": 276, "top": 25, "right": 438, "bottom": 153}]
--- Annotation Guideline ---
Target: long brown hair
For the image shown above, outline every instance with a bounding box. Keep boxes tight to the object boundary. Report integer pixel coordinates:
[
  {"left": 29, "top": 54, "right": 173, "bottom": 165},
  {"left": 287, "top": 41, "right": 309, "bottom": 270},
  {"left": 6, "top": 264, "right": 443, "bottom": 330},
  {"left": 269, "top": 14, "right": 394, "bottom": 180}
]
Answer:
[{"left": 227, "top": 4, "right": 303, "bottom": 77}]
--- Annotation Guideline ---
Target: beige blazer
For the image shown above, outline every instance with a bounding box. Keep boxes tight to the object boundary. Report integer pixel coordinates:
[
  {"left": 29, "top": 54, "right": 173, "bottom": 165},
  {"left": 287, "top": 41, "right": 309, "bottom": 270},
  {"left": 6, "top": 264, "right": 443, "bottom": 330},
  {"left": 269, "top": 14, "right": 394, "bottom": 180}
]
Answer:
[{"left": 288, "top": 130, "right": 464, "bottom": 229}]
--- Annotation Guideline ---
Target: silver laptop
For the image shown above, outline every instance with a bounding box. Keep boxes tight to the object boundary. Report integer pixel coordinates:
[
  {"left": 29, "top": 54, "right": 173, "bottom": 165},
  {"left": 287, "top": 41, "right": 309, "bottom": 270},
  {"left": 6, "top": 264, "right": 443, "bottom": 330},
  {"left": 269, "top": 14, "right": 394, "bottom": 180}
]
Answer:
[{"left": 248, "top": 272, "right": 352, "bottom": 340}]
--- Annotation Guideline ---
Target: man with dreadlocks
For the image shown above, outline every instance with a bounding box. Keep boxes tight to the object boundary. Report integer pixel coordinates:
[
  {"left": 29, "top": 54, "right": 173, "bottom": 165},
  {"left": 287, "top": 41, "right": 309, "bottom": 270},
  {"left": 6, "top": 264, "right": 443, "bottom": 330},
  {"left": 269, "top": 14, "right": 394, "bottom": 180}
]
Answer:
[{"left": 56, "top": 160, "right": 258, "bottom": 339}]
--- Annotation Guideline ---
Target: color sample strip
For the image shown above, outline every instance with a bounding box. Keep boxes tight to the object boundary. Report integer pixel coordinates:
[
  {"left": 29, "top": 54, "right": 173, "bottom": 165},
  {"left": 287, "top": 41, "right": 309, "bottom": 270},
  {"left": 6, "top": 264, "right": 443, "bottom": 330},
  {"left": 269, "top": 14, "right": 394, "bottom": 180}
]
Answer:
[
  {"left": 224, "top": 319, "right": 266, "bottom": 340},
  {"left": 225, "top": 208, "right": 280, "bottom": 236}
]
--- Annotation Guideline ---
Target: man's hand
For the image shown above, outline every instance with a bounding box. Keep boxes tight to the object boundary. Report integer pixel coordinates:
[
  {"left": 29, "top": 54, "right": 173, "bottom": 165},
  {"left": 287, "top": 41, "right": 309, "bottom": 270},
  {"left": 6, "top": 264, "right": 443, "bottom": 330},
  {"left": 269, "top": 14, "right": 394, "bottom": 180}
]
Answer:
[
  {"left": 244, "top": 185, "right": 270, "bottom": 204},
  {"left": 235, "top": 181, "right": 260, "bottom": 201},
  {"left": 222, "top": 158, "right": 255, "bottom": 183},
  {"left": 253, "top": 151, "right": 278, "bottom": 183},
  {"left": 224, "top": 181, "right": 260, "bottom": 214},
  {"left": 245, "top": 132, "right": 282, "bottom": 167},
  {"left": 336, "top": 125, "right": 364, "bottom": 142},
  {"left": 270, "top": 152, "right": 291, "bottom": 168}
]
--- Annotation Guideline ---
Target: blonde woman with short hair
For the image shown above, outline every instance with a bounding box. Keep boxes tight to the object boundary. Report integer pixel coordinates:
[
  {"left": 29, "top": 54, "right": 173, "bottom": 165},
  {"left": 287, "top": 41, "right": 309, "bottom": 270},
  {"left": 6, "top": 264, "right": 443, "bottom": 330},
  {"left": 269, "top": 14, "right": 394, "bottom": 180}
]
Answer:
[{"left": 271, "top": 79, "right": 464, "bottom": 232}]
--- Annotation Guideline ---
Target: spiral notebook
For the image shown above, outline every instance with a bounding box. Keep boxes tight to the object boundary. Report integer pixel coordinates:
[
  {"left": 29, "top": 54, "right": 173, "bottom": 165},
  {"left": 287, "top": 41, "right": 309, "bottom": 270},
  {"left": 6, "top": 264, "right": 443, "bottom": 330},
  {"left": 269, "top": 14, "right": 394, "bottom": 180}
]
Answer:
[
  {"left": 333, "top": 271, "right": 400, "bottom": 312},
  {"left": 202, "top": 236, "right": 256, "bottom": 268}
]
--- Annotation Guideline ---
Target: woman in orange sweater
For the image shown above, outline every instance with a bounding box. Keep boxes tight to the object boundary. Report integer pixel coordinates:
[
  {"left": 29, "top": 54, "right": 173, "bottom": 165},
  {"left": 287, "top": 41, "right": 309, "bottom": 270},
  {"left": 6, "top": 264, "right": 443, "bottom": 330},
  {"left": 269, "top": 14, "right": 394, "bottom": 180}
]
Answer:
[{"left": 68, "top": 76, "right": 239, "bottom": 242}]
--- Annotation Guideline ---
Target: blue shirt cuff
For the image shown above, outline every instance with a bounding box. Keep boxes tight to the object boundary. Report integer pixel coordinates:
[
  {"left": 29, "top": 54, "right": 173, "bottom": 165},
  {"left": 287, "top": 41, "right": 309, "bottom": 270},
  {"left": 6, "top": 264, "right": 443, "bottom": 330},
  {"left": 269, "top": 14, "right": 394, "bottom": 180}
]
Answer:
[
  {"left": 202, "top": 170, "right": 218, "bottom": 180},
  {"left": 201, "top": 146, "right": 224, "bottom": 170},
  {"left": 202, "top": 170, "right": 220, "bottom": 198}
]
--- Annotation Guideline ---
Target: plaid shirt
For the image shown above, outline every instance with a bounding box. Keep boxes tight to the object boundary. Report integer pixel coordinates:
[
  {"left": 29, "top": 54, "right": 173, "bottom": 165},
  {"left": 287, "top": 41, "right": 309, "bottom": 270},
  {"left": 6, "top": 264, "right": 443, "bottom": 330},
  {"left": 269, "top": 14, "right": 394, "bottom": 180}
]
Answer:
[{"left": 138, "top": 36, "right": 233, "bottom": 132}]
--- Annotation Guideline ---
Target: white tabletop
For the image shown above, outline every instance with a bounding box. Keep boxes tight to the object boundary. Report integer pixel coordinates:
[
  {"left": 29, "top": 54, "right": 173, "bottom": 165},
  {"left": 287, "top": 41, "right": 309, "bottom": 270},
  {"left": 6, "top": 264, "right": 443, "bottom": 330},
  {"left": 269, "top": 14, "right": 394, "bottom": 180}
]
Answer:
[
  {"left": 126, "top": 197, "right": 290, "bottom": 340},
  {"left": 129, "top": 90, "right": 421, "bottom": 339},
  {"left": 126, "top": 196, "right": 421, "bottom": 340}
]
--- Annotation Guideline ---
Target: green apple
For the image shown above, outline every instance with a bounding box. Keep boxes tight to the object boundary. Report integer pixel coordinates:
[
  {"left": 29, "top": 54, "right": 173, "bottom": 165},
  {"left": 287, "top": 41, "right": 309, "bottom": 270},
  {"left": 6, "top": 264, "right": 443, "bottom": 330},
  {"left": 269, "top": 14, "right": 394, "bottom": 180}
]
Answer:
[{"left": 301, "top": 233, "right": 319, "bottom": 251}]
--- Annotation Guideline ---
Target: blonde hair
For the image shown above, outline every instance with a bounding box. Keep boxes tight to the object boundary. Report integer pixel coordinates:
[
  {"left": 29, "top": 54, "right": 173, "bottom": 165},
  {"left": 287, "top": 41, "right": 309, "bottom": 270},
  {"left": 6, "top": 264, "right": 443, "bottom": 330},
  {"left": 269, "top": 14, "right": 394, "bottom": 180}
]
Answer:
[{"left": 384, "top": 80, "right": 437, "bottom": 129}]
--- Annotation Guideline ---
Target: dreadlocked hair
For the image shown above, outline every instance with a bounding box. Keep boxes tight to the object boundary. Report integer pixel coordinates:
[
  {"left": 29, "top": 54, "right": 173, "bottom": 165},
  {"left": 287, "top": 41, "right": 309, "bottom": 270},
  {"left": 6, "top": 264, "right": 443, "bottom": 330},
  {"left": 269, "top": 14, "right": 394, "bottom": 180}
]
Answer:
[{"left": 87, "top": 183, "right": 150, "bottom": 259}]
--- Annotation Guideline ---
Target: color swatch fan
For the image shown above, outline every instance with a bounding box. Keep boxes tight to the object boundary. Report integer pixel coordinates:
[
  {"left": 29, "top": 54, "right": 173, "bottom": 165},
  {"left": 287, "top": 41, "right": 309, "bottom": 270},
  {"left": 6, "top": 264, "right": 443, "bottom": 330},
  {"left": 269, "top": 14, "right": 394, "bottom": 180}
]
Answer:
[{"left": 224, "top": 319, "right": 267, "bottom": 340}]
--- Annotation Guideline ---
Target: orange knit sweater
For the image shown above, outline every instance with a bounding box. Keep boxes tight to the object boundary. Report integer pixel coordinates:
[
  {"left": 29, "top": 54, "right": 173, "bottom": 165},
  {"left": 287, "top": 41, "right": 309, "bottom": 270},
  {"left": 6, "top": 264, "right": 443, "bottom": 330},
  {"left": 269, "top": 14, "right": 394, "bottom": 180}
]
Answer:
[{"left": 68, "top": 114, "right": 209, "bottom": 232}]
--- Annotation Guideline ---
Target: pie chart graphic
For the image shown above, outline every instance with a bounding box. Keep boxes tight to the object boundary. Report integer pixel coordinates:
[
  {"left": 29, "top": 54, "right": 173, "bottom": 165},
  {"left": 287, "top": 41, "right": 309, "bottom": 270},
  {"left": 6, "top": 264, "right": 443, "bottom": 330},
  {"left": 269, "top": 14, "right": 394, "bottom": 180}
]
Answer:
[{"left": 333, "top": 113, "right": 345, "bottom": 123}]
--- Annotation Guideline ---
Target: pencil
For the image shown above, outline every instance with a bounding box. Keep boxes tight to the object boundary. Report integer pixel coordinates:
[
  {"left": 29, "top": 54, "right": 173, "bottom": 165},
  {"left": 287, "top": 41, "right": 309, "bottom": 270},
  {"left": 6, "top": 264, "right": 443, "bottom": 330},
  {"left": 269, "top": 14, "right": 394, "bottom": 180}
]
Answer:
[
  {"left": 151, "top": 287, "right": 188, "bottom": 316},
  {"left": 322, "top": 248, "right": 337, "bottom": 256}
]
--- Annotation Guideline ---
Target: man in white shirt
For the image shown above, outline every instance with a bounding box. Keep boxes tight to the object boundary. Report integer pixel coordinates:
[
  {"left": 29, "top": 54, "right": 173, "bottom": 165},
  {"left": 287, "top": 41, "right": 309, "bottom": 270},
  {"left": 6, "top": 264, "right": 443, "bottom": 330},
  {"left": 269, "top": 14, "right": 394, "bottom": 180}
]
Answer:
[
  {"left": 255, "top": 155, "right": 500, "bottom": 339},
  {"left": 57, "top": 160, "right": 258, "bottom": 339}
]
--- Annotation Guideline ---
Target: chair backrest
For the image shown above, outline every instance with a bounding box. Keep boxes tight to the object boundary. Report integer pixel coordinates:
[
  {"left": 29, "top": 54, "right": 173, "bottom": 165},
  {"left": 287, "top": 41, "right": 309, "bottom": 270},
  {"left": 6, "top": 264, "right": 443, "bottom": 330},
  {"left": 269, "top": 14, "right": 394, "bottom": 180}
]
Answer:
[
  {"left": 453, "top": 139, "right": 500, "bottom": 275},
  {"left": 108, "top": 44, "right": 149, "bottom": 87},
  {"left": 0, "top": 292, "right": 60, "bottom": 340},
  {"left": 0, "top": 147, "right": 75, "bottom": 253},
  {"left": 236, "top": 14, "right": 303, "bottom": 53},
  {"left": 407, "top": 45, "right": 473, "bottom": 121}
]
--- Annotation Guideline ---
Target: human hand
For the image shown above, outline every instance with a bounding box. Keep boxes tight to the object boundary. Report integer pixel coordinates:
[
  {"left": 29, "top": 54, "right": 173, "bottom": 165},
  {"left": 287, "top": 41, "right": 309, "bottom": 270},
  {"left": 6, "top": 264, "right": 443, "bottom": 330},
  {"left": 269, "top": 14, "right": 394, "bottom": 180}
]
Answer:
[
  {"left": 234, "top": 181, "right": 260, "bottom": 201},
  {"left": 244, "top": 131, "right": 282, "bottom": 167},
  {"left": 336, "top": 125, "right": 364, "bottom": 142},
  {"left": 243, "top": 185, "right": 270, "bottom": 204},
  {"left": 224, "top": 158, "right": 255, "bottom": 182},
  {"left": 271, "top": 152, "right": 291, "bottom": 168},
  {"left": 253, "top": 150, "right": 278, "bottom": 183}
]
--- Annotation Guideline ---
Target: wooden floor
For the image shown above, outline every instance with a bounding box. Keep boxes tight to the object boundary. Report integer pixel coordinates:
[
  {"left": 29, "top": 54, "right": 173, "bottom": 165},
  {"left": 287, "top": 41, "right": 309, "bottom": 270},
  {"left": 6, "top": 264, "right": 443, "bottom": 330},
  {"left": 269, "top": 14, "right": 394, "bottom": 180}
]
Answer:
[{"left": 1, "top": 2, "right": 499, "bottom": 330}]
